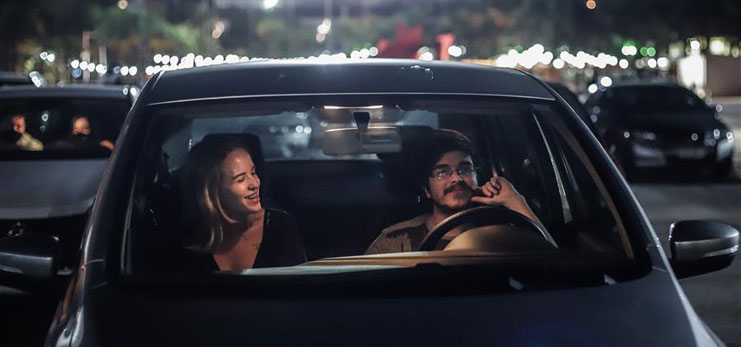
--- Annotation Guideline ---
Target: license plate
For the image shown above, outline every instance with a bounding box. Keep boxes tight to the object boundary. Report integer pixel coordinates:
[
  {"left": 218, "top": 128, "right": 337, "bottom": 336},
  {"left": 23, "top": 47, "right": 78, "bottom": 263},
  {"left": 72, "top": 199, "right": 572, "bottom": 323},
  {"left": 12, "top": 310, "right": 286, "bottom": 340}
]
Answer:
[{"left": 674, "top": 148, "right": 706, "bottom": 159}]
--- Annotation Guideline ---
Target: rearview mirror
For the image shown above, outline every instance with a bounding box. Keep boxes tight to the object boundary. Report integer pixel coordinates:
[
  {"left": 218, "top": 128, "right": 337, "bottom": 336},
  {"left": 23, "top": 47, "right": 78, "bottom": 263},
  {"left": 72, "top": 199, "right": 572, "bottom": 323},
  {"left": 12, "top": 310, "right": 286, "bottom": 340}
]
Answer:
[
  {"left": 669, "top": 220, "right": 738, "bottom": 279},
  {"left": 0, "top": 234, "right": 58, "bottom": 283},
  {"left": 322, "top": 127, "right": 402, "bottom": 155},
  {"left": 319, "top": 106, "right": 404, "bottom": 124}
]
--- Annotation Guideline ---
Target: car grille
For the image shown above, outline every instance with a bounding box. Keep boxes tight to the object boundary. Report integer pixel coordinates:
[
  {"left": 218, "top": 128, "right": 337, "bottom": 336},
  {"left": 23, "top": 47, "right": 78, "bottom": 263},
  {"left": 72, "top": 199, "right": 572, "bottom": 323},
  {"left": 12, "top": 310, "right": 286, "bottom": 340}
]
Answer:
[{"left": 657, "top": 130, "right": 703, "bottom": 145}]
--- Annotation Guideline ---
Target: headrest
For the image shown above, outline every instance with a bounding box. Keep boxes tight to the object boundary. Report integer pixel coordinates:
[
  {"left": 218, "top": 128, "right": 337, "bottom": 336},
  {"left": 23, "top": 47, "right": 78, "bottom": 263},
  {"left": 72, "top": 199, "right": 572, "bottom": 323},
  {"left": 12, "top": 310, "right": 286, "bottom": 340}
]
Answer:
[{"left": 378, "top": 126, "right": 435, "bottom": 201}]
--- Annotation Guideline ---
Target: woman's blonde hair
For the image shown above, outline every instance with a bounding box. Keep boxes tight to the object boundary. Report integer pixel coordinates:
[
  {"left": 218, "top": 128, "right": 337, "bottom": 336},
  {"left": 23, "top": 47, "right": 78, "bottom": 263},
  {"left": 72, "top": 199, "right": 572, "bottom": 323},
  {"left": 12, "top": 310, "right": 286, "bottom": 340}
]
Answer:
[{"left": 179, "top": 134, "right": 263, "bottom": 253}]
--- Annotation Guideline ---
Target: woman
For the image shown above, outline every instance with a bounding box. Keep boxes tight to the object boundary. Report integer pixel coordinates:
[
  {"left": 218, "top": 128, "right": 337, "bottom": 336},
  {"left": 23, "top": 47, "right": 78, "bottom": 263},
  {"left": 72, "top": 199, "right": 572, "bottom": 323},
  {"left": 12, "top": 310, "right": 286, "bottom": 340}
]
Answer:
[{"left": 179, "top": 134, "right": 306, "bottom": 271}]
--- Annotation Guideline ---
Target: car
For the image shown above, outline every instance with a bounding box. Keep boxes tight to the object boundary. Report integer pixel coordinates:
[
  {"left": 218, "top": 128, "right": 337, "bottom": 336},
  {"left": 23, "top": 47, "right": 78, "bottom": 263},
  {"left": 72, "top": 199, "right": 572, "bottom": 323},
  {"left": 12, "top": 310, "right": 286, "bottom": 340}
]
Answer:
[
  {"left": 584, "top": 82, "right": 735, "bottom": 178},
  {"left": 0, "top": 60, "right": 738, "bottom": 346},
  {"left": 0, "top": 84, "right": 136, "bottom": 346},
  {"left": 0, "top": 71, "right": 44, "bottom": 87}
]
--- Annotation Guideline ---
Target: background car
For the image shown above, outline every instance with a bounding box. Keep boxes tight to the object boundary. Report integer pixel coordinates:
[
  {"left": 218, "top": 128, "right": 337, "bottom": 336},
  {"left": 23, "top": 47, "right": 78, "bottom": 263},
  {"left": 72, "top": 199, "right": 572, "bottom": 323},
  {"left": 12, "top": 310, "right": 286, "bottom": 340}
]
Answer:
[
  {"left": 584, "top": 82, "right": 735, "bottom": 178},
  {"left": 0, "top": 61, "right": 737, "bottom": 346},
  {"left": 0, "top": 71, "right": 45, "bottom": 88},
  {"left": 0, "top": 84, "right": 136, "bottom": 346}
]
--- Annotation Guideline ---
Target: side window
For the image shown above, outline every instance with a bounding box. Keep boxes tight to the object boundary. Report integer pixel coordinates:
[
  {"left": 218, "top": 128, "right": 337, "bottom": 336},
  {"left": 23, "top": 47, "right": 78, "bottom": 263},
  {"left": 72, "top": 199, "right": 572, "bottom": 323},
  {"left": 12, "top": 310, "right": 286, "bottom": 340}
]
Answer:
[
  {"left": 485, "top": 112, "right": 566, "bottom": 229},
  {"left": 536, "top": 111, "right": 624, "bottom": 255}
]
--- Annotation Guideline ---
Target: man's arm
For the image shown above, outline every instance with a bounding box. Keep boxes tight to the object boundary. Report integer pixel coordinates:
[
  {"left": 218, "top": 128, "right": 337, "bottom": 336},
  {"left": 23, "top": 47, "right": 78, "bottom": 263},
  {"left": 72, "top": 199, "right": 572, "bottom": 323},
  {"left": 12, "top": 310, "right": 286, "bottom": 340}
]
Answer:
[
  {"left": 471, "top": 175, "right": 548, "bottom": 234},
  {"left": 365, "top": 232, "right": 402, "bottom": 255},
  {"left": 17, "top": 133, "right": 43, "bottom": 151},
  {"left": 365, "top": 215, "right": 429, "bottom": 254}
]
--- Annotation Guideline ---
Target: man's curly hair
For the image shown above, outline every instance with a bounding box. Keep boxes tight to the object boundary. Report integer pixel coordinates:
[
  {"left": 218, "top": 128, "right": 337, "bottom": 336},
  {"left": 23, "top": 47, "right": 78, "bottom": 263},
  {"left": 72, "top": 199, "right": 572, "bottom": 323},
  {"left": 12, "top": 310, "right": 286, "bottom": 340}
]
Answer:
[{"left": 417, "top": 129, "right": 478, "bottom": 188}]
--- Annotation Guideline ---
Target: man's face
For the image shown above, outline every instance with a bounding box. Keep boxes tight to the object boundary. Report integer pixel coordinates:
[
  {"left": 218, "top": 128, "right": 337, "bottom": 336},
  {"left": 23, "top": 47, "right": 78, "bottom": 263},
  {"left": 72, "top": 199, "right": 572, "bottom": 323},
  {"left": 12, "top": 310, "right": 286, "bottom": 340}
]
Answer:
[
  {"left": 12, "top": 116, "right": 25, "bottom": 134},
  {"left": 72, "top": 117, "right": 91, "bottom": 136},
  {"left": 424, "top": 150, "right": 478, "bottom": 214}
]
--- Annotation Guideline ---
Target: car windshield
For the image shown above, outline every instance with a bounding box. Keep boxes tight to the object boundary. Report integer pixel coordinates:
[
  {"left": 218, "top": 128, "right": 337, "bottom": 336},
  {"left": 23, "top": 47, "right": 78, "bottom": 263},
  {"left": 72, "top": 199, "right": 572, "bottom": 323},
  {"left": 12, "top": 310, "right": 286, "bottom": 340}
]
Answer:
[
  {"left": 0, "top": 97, "right": 130, "bottom": 159},
  {"left": 603, "top": 85, "right": 707, "bottom": 114},
  {"left": 126, "top": 95, "right": 637, "bottom": 281}
]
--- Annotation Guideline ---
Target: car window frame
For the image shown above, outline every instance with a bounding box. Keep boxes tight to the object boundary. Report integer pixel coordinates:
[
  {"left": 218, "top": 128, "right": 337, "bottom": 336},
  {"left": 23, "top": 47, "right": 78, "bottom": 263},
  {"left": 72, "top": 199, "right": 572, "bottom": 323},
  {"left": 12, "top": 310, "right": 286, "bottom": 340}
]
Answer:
[
  {"left": 532, "top": 104, "right": 635, "bottom": 259},
  {"left": 480, "top": 110, "right": 568, "bottom": 229},
  {"left": 0, "top": 95, "right": 133, "bottom": 160}
]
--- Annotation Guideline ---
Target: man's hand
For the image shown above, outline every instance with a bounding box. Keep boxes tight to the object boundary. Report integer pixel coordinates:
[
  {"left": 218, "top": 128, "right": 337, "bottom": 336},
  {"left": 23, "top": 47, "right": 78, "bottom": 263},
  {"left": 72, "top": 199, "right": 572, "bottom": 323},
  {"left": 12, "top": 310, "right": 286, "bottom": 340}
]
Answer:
[
  {"left": 99, "top": 139, "right": 115, "bottom": 151},
  {"left": 471, "top": 174, "right": 547, "bottom": 234},
  {"left": 471, "top": 175, "right": 526, "bottom": 210}
]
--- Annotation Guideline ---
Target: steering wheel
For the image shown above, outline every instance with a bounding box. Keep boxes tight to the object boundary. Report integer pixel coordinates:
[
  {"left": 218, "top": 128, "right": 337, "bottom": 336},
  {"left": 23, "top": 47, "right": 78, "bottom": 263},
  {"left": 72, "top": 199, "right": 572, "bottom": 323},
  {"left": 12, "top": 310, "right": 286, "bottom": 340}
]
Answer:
[{"left": 416, "top": 205, "right": 557, "bottom": 251}]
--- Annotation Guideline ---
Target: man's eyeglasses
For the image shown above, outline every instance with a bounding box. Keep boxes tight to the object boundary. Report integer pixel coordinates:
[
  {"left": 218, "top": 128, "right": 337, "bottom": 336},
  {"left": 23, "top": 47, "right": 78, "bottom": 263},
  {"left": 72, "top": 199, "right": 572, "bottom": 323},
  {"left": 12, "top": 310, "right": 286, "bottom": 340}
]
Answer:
[{"left": 430, "top": 165, "right": 477, "bottom": 180}]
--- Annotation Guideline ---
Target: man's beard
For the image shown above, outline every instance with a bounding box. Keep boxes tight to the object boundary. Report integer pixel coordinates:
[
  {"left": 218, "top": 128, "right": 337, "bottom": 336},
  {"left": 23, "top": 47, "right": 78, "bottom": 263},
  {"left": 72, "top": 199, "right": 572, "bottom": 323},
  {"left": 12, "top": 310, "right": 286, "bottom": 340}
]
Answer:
[{"left": 432, "top": 183, "right": 473, "bottom": 216}]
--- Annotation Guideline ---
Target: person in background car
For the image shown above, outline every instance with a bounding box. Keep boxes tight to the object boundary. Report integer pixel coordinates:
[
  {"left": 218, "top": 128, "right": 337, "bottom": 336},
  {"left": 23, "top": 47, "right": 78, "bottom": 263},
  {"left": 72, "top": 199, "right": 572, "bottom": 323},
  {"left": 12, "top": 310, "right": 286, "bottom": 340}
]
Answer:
[
  {"left": 2, "top": 114, "right": 43, "bottom": 151},
  {"left": 178, "top": 135, "right": 306, "bottom": 270},
  {"left": 366, "top": 129, "right": 547, "bottom": 254},
  {"left": 69, "top": 115, "right": 115, "bottom": 151}
]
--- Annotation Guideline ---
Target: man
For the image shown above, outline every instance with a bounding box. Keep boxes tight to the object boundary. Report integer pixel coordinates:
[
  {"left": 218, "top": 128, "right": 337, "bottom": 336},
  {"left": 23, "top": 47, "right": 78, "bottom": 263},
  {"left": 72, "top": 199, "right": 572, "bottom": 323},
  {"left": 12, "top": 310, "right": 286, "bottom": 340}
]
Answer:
[
  {"left": 10, "top": 114, "right": 43, "bottom": 151},
  {"left": 366, "top": 129, "right": 546, "bottom": 254},
  {"left": 69, "top": 115, "right": 115, "bottom": 150}
]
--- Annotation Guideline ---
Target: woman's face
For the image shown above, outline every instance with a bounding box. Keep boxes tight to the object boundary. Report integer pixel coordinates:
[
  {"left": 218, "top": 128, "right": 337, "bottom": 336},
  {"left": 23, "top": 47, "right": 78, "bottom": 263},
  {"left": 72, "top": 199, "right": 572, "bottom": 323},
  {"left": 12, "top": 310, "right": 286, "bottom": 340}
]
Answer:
[{"left": 219, "top": 148, "right": 262, "bottom": 217}]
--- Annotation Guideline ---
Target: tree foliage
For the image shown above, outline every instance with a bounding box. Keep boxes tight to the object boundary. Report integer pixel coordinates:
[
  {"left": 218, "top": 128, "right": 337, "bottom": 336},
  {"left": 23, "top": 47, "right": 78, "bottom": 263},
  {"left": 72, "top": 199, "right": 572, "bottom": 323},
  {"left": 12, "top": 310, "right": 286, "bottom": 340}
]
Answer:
[
  {"left": 1, "top": 0, "right": 739, "bottom": 71},
  {"left": 92, "top": 4, "right": 218, "bottom": 64}
]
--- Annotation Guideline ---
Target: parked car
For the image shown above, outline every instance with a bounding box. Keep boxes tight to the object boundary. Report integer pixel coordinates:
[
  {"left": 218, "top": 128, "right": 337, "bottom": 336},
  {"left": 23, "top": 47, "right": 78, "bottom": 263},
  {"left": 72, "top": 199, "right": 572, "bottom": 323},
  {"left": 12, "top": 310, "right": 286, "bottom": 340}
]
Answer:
[
  {"left": 0, "top": 61, "right": 737, "bottom": 346},
  {"left": 0, "top": 84, "right": 136, "bottom": 346},
  {"left": 584, "top": 82, "right": 735, "bottom": 178},
  {"left": 0, "top": 71, "right": 44, "bottom": 87}
]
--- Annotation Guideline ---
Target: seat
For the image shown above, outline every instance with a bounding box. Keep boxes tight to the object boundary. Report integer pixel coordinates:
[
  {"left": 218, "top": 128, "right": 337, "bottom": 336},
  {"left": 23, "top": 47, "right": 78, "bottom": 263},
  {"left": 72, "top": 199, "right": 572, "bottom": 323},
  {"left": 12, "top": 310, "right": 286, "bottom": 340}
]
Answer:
[
  {"left": 264, "top": 160, "right": 394, "bottom": 259},
  {"left": 263, "top": 126, "right": 437, "bottom": 260}
]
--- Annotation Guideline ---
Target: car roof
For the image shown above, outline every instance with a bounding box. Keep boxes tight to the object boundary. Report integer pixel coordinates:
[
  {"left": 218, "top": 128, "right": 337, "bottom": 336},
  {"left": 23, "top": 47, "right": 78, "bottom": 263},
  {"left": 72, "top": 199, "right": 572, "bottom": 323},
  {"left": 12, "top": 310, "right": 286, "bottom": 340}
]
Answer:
[
  {"left": 609, "top": 80, "right": 682, "bottom": 89},
  {"left": 146, "top": 59, "right": 555, "bottom": 105},
  {"left": 0, "top": 84, "right": 131, "bottom": 100},
  {"left": 0, "top": 71, "right": 32, "bottom": 86}
]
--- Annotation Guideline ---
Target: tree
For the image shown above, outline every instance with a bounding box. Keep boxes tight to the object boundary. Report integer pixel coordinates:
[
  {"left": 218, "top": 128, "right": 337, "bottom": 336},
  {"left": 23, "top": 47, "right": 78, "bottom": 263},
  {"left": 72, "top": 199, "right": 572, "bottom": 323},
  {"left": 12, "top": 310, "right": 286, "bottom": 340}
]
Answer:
[
  {"left": 92, "top": 4, "right": 218, "bottom": 65},
  {"left": 0, "top": 0, "right": 96, "bottom": 71}
]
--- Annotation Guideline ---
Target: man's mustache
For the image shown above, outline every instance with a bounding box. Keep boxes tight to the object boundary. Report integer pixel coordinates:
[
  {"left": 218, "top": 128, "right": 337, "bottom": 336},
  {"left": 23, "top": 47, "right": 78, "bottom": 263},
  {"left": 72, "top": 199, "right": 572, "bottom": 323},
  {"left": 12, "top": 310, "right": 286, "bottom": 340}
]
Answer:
[{"left": 444, "top": 182, "right": 472, "bottom": 195}]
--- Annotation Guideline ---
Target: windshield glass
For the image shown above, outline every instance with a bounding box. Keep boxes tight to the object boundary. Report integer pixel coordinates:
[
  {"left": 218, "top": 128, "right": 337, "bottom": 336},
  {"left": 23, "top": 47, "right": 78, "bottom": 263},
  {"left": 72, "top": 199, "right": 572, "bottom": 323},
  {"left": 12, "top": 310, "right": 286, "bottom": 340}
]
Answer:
[
  {"left": 603, "top": 85, "right": 707, "bottom": 114},
  {"left": 126, "top": 95, "right": 632, "bottom": 279},
  {"left": 0, "top": 97, "right": 130, "bottom": 159}
]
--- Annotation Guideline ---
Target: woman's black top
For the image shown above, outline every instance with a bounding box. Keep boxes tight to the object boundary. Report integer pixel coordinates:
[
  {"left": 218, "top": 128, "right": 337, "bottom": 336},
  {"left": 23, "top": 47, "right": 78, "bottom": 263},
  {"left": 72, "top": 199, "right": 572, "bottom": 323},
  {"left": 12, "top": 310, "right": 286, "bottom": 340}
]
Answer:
[{"left": 179, "top": 208, "right": 307, "bottom": 272}]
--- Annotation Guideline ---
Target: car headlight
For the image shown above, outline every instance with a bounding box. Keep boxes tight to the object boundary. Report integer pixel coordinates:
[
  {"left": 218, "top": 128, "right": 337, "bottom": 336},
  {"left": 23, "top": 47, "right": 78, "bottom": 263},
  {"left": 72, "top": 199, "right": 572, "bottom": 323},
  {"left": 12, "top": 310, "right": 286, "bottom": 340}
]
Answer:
[
  {"left": 713, "top": 129, "right": 734, "bottom": 142},
  {"left": 633, "top": 131, "right": 656, "bottom": 141}
]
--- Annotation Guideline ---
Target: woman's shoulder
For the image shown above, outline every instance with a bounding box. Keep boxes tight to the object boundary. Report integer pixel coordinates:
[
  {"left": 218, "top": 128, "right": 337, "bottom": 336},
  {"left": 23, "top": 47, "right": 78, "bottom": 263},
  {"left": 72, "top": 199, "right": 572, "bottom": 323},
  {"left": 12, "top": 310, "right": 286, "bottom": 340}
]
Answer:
[
  {"left": 265, "top": 206, "right": 291, "bottom": 220},
  {"left": 264, "top": 206, "right": 297, "bottom": 230}
]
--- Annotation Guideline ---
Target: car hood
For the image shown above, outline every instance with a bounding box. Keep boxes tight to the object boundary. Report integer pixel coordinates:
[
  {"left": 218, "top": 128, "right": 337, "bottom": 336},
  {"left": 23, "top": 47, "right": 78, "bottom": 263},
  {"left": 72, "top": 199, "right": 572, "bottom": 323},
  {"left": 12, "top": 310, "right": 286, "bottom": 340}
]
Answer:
[
  {"left": 0, "top": 159, "right": 108, "bottom": 219},
  {"left": 619, "top": 110, "right": 725, "bottom": 133},
  {"left": 65, "top": 267, "right": 718, "bottom": 347}
]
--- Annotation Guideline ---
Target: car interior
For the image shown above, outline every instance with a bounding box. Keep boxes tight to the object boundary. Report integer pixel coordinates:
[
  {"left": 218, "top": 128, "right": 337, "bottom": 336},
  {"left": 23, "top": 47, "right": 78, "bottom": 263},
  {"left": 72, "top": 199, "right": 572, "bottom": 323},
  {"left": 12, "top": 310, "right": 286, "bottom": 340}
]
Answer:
[
  {"left": 0, "top": 98, "right": 129, "bottom": 156},
  {"left": 125, "top": 98, "right": 628, "bottom": 276}
]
